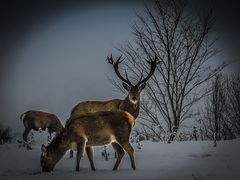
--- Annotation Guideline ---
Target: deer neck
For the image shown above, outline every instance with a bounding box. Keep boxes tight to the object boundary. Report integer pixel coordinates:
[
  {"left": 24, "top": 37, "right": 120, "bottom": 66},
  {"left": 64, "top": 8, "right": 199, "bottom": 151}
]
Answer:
[
  {"left": 119, "top": 96, "right": 140, "bottom": 119},
  {"left": 47, "top": 131, "right": 72, "bottom": 165}
]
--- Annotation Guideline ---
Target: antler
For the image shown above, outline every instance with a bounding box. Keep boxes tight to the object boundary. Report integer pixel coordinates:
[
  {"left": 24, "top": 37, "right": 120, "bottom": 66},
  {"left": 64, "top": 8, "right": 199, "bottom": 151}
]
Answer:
[
  {"left": 107, "top": 54, "right": 133, "bottom": 86},
  {"left": 107, "top": 54, "right": 160, "bottom": 87},
  {"left": 136, "top": 55, "right": 161, "bottom": 86}
]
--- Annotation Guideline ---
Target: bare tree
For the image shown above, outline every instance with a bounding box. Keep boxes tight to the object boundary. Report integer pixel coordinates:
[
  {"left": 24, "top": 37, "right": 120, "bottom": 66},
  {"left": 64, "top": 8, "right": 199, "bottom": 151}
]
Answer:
[
  {"left": 201, "top": 75, "right": 226, "bottom": 146},
  {"left": 226, "top": 74, "right": 240, "bottom": 136},
  {"left": 198, "top": 74, "right": 238, "bottom": 145},
  {"left": 112, "top": 0, "right": 226, "bottom": 142}
]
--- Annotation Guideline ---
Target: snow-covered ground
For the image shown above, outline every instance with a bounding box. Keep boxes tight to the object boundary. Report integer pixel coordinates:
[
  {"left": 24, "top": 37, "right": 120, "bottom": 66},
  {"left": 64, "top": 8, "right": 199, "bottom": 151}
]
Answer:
[{"left": 0, "top": 138, "right": 239, "bottom": 180}]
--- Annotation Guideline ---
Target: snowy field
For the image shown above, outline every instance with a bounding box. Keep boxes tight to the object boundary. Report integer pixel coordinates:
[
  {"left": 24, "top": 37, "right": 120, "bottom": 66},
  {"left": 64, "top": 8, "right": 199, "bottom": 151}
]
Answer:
[{"left": 0, "top": 138, "right": 239, "bottom": 180}]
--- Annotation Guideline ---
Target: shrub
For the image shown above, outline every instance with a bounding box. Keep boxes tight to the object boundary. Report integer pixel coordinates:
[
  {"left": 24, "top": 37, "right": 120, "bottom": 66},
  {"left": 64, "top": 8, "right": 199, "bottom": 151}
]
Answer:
[{"left": 0, "top": 126, "right": 13, "bottom": 144}]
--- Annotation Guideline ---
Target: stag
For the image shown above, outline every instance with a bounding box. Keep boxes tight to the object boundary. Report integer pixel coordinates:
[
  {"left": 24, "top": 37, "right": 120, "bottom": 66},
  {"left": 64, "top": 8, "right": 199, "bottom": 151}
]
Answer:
[
  {"left": 41, "top": 110, "right": 136, "bottom": 172},
  {"left": 71, "top": 54, "right": 160, "bottom": 119},
  {"left": 20, "top": 110, "right": 64, "bottom": 142},
  {"left": 68, "top": 54, "right": 160, "bottom": 158}
]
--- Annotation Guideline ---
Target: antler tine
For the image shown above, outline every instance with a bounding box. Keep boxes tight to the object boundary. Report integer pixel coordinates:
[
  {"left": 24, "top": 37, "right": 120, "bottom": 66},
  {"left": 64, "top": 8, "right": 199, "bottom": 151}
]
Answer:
[
  {"left": 136, "top": 70, "right": 144, "bottom": 86},
  {"left": 108, "top": 54, "right": 133, "bottom": 86},
  {"left": 113, "top": 63, "right": 132, "bottom": 86},
  {"left": 154, "top": 54, "right": 161, "bottom": 64},
  {"left": 119, "top": 57, "right": 125, "bottom": 63},
  {"left": 124, "top": 70, "right": 129, "bottom": 82},
  {"left": 107, "top": 53, "right": 114, "bottom": 64},
  {"left": 116, "top": 55, "right": 123, "bottom": 62},
  {"left": 115, "top": 55, "right": 125, "bottom": 65},
  {"left": 137, "top": 56, "right": 161, "bottom": 85},
  {"left": 145, "top": 58, "right": 151, "bottom": 64},
  {"left": 146, "top": 55, "right": 161, "bottom": 64}
]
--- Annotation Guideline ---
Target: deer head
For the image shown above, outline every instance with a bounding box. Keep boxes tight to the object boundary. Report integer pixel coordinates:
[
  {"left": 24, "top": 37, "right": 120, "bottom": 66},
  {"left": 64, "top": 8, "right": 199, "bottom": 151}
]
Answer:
[
  {"left": 107, "top": 54, "right": 160, "bottom": 108},
  {"left": 41, "top": 145, "right": 55, "bottom": 172}
]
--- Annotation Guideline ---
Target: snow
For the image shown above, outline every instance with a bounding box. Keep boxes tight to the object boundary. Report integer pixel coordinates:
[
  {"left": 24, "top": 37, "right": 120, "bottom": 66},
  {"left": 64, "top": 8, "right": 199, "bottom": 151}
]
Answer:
[{"left": 0, "top": 138, "right": 240, "bottom": 180}]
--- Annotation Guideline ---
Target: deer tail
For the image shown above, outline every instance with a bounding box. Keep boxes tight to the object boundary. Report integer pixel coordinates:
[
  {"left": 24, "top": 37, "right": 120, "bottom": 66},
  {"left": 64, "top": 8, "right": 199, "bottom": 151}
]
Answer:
[{"left": 20, "top": 113, "right": 26, "bottom": 121}]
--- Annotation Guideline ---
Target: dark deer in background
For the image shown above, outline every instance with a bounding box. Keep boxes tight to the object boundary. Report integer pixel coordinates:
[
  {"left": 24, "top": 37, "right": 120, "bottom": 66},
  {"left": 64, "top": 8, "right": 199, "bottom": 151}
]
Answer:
[
  {"left": 67, "top": 55, "right": 160, "bottom": 158},
  {"left": 41, "top": 110, "right": 136, "bottom": 172},
  {"left": 20, "top": 110, "right": 64, "bottom": 142}
]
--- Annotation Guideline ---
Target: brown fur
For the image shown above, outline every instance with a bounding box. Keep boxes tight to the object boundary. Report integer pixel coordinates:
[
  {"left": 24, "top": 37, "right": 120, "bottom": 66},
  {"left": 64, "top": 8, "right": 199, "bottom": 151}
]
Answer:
[
  {"left": 67, "top": 97, "right": 140, "bottom": 158},
  {"left": 66, "top": 55, "right": 159, "bottom": 157},
  {"left": 41, "top": 110, "right": 136, "bottom": 172},
  {"left": 124, "top": 111, "right": 135, "bottom": 127},
  {"left": 70, "top": 96, "right": 140, "bottom": 119},
  {"left": 20, "top": 110, "right": 64, "bottom": 142}
]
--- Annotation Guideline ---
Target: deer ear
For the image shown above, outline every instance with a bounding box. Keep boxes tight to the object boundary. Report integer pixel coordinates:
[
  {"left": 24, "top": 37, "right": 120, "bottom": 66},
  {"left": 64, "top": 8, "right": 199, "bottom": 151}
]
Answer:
[
  {"left": 122, "top": 82, "right": 130, "bottom": 91},
  {"left": 139, "top": 82, "right": 146, "bottom": 91}
]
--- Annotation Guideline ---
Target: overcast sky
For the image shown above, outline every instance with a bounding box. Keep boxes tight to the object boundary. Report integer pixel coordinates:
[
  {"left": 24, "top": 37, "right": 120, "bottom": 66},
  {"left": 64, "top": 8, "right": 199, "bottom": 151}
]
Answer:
[{"left": 0, "top": 0, "right": 240, "bottom": 131}]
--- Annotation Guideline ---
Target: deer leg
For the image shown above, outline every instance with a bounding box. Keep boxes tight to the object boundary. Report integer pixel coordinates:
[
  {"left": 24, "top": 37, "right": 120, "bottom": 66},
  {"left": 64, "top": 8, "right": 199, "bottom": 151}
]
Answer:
[
  {"left": 69, "top": 150, "right": 74, "bottom": 158},
  {"left": 119, "top": 142, "right": 136, "bottom": 170},
  {"left": 47, "top": 132, "right": 52, "bottom": 143},
  {"left": 76, "top": 140, "right": 86, "bottom": 171},
  {"left": 85, "top": 147, "right": 95, "bottom": 171},
  {"left": 112, "top": 142, "right": 125, "bottom": 170},
  {"left": 22, "top": 128, "right": 31, "bottom": 142},
  {"left": 49, "top": 132, "right": 52, "bottom": 140}
]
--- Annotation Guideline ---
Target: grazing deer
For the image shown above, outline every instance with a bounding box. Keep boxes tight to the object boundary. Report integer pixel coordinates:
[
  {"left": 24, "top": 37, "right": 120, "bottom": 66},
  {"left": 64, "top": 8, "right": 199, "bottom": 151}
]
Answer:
[
  {"left": 41, "top": 110, "right": 136, "bottom": 172},
  {"left": 67, "top": 54, "right": 160, "bottom": 157},
  {"left": 20, "top": 110, "right": 64, "bottom": 142}
]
